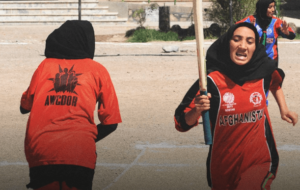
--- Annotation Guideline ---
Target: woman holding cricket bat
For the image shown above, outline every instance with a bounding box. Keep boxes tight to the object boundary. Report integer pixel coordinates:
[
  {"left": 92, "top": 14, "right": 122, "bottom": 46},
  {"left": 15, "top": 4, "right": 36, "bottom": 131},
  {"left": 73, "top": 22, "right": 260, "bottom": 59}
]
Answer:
[{"left": 174, "top": 22, "right": 298, "bottom": 190}]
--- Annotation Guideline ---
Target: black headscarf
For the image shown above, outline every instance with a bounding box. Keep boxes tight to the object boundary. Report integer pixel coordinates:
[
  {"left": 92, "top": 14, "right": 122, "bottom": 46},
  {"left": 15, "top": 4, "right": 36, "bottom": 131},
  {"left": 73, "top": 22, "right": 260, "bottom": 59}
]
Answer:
[
  {"left": 255, "top": 0, "right": 276, "bottom": 45},
  {"left": 45, "top": 20, "right": 95, "bottom": 59},
  {"left": 206, "top": 22, "right": 277, "bottom": 86}
]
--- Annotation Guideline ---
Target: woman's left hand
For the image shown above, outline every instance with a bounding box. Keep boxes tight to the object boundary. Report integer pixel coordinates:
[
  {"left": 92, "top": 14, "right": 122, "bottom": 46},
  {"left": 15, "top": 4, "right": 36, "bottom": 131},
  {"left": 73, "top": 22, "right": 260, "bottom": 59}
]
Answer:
[
  {"left": 280, "top": 20, "right": 290, "bottom": 36},
  {"left": 281, "top": 110, "right": 298, "bottom": 126}
]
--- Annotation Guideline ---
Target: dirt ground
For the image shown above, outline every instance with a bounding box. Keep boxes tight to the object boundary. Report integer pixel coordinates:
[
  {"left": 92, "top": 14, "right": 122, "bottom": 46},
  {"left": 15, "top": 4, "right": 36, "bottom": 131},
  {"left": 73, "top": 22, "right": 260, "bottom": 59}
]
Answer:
[{"left": 0, "top": 24, "right": 300, "bottom": 190}]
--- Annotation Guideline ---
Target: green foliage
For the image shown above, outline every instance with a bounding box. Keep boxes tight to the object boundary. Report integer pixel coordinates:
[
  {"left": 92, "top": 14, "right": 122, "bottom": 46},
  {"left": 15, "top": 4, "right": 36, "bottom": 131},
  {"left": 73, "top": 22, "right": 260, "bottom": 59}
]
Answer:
[
  {"left": 182, "top": 36, "right": 196, "bottom": 41},
  {"left": 127, "top": 28, "right": 220, "bottom": 43},
  {"left": 149, "top": 3, "right": 159, "bottom": 10},
  {"left": 132, "top": 8, "right": 146, "bottom": 28},
  {"left": 204, "top": 33, "right": 218, "bottom": 40},
  {"left": 206, "top": 0, "right": 256, "bottom": 32},
  {"left": 275, "top": 0, "right": 282, "bottom": 19},
  {"left": 132, "top": 3, "right": 158, "bottom": 28},
  {"left": 128, "top": 29, "right": 179, "bottom": 43},
  {"left": 295, "top": 33, "right": 300, "bottom": 40}
]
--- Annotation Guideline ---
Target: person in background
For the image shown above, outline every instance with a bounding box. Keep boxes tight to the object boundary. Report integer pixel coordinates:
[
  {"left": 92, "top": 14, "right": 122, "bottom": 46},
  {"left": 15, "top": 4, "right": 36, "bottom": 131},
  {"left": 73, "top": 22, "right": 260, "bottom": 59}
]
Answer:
[
  {"left": 237, "top": 0, "right": 296, "bottom": 106},
  {"left": 20, "top": 20, "right": 122, "bottom": 190},
  {"left": 236, "top": 0, "right": 295, "bottom": 64}
]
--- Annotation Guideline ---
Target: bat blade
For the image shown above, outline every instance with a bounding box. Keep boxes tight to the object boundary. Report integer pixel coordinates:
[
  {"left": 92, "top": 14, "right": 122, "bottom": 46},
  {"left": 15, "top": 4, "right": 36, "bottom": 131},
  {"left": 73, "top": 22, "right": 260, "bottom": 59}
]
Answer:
[{"left": 193, "top": 0, "right": 212, "bottom": 145}]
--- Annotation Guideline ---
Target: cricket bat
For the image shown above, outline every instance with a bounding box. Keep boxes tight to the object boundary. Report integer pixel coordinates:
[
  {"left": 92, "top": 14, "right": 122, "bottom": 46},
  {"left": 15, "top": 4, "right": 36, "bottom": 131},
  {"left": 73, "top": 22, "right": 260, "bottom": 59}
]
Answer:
[{"left": 192, "top": 0, "right": 212, "bottom": 145}]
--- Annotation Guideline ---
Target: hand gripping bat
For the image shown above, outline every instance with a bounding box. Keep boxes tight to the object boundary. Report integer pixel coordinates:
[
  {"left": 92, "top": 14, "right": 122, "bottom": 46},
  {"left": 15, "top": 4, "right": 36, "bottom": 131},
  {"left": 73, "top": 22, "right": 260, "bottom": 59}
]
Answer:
[{"left": 192, "top": 0, "right": 212, "bottom": 145}]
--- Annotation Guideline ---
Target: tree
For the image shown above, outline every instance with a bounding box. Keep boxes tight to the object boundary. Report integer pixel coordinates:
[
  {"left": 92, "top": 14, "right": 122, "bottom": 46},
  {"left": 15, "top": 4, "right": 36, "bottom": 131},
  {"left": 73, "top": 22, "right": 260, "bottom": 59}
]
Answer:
[
  {"left": 206, "top": 0, "right": 257, "bottom": 32},
  {"left": 132, "top": 8, "right": 146, "bottom": 28},
  {"left": 275, "top": 0, "right": 282, "bottom": 19}
]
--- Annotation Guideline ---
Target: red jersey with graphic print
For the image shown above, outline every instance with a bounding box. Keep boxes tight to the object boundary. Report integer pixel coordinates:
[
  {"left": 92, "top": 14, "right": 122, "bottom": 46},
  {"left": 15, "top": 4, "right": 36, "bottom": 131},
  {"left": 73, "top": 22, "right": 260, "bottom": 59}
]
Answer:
[
  {"left": 175, "top": 69, "right": 284, "bottom": 190},
  {"left": 236, "top": 15, "right": 295, "bottom": 61},
  {"left": 21, "top": 58, "right": 122, "bottom": 169}
]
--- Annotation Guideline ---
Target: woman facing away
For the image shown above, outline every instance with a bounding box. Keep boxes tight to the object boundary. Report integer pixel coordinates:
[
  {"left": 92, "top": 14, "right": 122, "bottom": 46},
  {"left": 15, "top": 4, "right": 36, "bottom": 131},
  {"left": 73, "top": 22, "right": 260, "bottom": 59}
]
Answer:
[
  {"left": 20, "top": 20, "right": 122, "bottom": 190},
  {"left": 174, "top": 22, "right": 298, "bottom": 190},
  {"left": 236, "top": 0, "right": 296, "bottom": 64}
]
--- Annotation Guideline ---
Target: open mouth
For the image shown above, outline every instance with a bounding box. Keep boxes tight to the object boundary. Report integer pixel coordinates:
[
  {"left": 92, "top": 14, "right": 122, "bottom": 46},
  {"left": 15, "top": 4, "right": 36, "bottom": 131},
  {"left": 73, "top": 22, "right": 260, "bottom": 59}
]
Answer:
[{"left": 236, "top": 52, "right": 247, "bottom": 60}]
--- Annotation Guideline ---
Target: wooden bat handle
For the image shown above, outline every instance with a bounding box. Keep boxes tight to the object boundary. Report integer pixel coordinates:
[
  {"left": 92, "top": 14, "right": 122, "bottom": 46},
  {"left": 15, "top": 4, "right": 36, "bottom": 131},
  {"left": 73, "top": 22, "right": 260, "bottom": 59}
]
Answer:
[
  {"left": 200, "top": 90, "right": 212, "bottom": 145},
  {"left": 193, "top": 0, "right": 206, "bottom": 91},
  {"left": 193, "top": 0, "right": 212, "bottom": 145}
]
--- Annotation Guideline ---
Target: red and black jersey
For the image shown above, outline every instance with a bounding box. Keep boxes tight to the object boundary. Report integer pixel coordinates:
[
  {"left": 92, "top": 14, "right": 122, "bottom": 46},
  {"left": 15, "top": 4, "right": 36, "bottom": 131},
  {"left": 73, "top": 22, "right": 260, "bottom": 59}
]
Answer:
[
  {"left": 21, "top": 58, "right": 122, "bottom": 169},
  {"left": 175, "top": 69, "right": 284, "bottom": 190}
]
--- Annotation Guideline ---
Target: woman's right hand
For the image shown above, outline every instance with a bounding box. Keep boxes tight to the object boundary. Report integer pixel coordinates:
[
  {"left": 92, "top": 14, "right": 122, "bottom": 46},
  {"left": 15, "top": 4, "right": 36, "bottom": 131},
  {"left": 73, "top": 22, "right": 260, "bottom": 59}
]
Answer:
[
  {"left": 280, "top": 20, "right": 290, "bottom": 36},
  {"left": 185, "top": 93, "right": 211, "bottom": 126},
  {"left": 194, "top": 93, "right": 211, "bottom": 114}
]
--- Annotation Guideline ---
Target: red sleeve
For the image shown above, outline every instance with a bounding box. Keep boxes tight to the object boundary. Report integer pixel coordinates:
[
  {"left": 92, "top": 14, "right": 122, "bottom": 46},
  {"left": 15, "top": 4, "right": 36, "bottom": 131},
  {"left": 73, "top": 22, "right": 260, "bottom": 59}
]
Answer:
[
  {"left": 20, "top": 62, "right": 44, "bottom": 111},
  {"left": 183, "top": 95, "right": 197, "bottom": 115},
  {"left": 269, "top": 69, "right": 284, "bottom": 91},
  {"left": 288, "top": 25, "right": 295, "bottom": 33},
  {"left": 174, "top": 90, "right": 201, "bottom": 132},
  {"left": 236, "top": 15, "right": 255, "bottom": 24},
  {"left": 97, "top": 68, "right": 122, "bottom": 125}
]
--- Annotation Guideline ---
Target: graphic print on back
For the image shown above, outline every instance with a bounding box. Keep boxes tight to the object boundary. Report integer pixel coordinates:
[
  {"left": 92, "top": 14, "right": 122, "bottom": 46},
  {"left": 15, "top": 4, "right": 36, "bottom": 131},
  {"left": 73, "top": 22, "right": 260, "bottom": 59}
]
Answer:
[
  {"left": 45, "top": 65, "right": 82, "bottom": 107},
  {"left": 48, "top": 65, "right": 82, "bottom": 94}
]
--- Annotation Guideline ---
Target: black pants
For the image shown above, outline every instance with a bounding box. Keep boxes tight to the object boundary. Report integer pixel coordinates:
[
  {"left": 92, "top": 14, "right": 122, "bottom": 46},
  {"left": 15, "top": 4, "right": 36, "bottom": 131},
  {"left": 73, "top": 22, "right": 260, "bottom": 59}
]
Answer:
[{"left": 26, "top": 165, "right": 94, "bottom": 190}]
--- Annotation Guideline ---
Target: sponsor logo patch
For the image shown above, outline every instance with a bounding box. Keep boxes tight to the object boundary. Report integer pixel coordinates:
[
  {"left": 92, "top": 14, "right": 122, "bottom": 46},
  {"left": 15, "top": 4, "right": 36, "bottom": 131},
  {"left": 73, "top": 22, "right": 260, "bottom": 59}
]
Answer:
[
  {"left": 266, "top": 38, "right": 274, "bottom": 43},
  {"left": 250, "top": 92, "right": 263, "bottom": 107},
  {"left": 222, "top": 92, "right": 236, "bottom": 112}
]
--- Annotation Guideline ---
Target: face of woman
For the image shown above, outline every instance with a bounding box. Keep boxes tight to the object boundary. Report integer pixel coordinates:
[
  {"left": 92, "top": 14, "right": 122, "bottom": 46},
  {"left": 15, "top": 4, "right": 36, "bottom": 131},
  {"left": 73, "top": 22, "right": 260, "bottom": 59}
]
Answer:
[
  {"left": 229, "top": 27, "right": 256, "bottom": 66},
  {"left": 266, "top": 2, "right": 275, "bottom": 18}
]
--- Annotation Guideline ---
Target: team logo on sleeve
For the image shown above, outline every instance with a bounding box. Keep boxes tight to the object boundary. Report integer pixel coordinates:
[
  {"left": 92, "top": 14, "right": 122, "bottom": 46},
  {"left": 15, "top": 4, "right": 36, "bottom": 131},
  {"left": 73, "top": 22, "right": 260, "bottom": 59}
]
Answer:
[
  {"left": 267, "top": 28, "right": 272, "bottom": 35},
  {"left": 222, "top": 92, "right": 236, "bottom": 112},
  {"left": 250, "top": 92, "right": 262, "bottom": 107},
  {"left": 44, "top": 65, "right": 82, "bottom": 107}
]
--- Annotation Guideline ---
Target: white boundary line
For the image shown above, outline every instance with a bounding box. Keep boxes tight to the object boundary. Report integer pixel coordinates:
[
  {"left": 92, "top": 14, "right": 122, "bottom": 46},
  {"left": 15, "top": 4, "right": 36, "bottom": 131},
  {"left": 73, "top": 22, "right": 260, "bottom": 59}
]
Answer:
[
  {"left": 278, "top": 41, "right": 300, "bottom": 44},
  {"left": 0, "top": 161, "right": 28, "bottom": 166},
  {"left": 102, "top": 149, "right": 146, "bottom": 190},
  {"left": 135, "top": 142, "right": 207, "bottom": 149},
  {"left": 0, "top": 42, "right": 28, "bottom": 45},
  {"left": 0, "top": 161, "right": 193, "bottom": 168}
]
